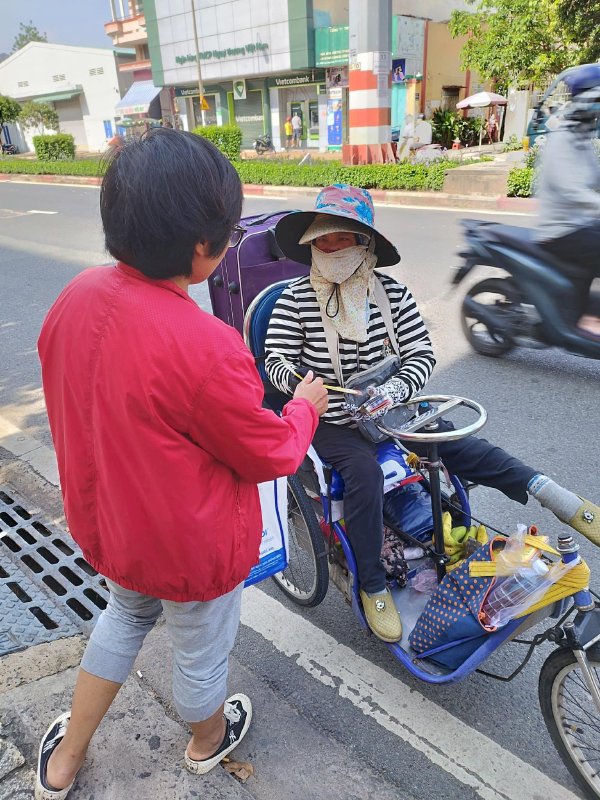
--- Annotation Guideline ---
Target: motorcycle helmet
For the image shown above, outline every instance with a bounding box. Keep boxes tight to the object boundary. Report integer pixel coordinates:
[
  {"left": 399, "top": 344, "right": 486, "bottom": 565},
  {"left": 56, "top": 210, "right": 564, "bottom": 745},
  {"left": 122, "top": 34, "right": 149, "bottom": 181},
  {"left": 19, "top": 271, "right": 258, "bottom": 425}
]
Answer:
[{"left": 563, "top": 64, "right": 600, "bottom": 97}]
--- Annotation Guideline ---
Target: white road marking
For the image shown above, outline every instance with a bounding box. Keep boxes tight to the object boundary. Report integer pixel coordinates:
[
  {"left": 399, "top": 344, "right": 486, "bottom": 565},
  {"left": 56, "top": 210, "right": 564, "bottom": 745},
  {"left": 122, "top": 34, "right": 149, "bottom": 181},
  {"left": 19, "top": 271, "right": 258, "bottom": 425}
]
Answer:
[
  {"left": 241, "top": 587, "right": 578, "bottom": 800},
  {"left": 27, "top": 209, "right": 58, "bottom": 215}
]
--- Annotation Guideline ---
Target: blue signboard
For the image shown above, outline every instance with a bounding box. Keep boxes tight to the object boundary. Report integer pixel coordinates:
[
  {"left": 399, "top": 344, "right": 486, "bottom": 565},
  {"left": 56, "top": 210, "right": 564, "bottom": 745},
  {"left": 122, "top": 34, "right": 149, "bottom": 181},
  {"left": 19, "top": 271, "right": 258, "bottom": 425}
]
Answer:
[{"left": 327, "top": 93, "right": 343, "bottom": 148}]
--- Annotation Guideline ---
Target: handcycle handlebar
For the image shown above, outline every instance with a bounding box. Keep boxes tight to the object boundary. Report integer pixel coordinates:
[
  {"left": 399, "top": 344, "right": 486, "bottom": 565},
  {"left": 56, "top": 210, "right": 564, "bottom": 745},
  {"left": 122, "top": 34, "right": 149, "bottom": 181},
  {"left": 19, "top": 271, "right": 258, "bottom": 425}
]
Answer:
[{"left": 375, "top": 394, "right": 488, "bottom": 443}]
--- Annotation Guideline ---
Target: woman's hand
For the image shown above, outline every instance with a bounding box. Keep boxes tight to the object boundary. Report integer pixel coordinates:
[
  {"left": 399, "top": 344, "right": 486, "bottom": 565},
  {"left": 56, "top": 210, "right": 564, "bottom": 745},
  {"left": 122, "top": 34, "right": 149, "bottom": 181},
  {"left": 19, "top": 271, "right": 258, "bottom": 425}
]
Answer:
[{"left": 293, "top": 371, "right": 329, "bottom": 416}]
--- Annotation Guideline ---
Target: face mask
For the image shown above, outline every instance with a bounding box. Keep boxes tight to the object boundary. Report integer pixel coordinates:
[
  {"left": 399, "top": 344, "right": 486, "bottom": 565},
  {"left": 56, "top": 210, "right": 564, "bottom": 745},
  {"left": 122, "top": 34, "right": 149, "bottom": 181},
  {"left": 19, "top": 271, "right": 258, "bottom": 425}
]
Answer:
[{"left": 310, "top": 244, "right": 370, "bottom": 284}]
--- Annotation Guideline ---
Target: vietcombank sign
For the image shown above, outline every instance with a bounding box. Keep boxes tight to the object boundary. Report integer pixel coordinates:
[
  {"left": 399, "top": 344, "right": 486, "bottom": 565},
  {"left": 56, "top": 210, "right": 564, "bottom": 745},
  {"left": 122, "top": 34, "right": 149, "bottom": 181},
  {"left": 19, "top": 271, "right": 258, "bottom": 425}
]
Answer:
[{"left": 268, "top": 71, "right": 325, "bottom": 88}]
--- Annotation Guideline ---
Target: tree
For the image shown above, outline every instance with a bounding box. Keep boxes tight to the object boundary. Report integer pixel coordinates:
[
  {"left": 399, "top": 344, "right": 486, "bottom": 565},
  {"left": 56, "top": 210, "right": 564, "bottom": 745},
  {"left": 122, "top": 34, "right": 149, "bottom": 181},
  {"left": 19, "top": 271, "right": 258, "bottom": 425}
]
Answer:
[
  {"left": 12, "top": 20, "right": 48, "bottom": 52},
  {"left": 556, "top": 0, "right": 600, "bottom": 64},
  {"left": 0, "top": 95, "right": 22, "bottom": 144},
  {"left": 449, "top": 0, "right": 574, "bottom": 89},
  {"left": 19, "top": 101, "right": 59, "bottom": 134}
]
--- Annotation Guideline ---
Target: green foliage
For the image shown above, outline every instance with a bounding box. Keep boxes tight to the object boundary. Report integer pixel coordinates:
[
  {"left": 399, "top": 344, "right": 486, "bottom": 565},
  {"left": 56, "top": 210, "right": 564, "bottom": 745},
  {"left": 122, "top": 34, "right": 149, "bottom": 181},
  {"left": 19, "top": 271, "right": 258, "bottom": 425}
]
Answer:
[
  {"left": 449, "top": 0, "right": 573, "bottom": 88},
  {"left": 19, "top": 101, "right": 59, "bottom": 134},
  {"left": 506, "top": 167, "right": 534, "bottom": 197},
  {"left": 12, "top": 20, "right": 47, "bottom": 52},
  {"left": 0, "top": 155, "right": 489, "bottom": 193},
  {"left": 502, "top": 135, "right": 524, "bottom": 152},
  {"left": 0, "top": 158, "right": 103, "bottom": 177},
  {"left": 431, "top": 109, "right": 483, "bottom": 148},
  {"left": 0, "top": 95, "right": 22, "bottom": 131},
  {"left": 32, "top": 134, "right": 76, "bottom": 161},
  {"left": 556, "top": 1, "right": 600, "bottom": 64},
  {"left": 192, "top": 125, "right": 242, "bottom": 160}
]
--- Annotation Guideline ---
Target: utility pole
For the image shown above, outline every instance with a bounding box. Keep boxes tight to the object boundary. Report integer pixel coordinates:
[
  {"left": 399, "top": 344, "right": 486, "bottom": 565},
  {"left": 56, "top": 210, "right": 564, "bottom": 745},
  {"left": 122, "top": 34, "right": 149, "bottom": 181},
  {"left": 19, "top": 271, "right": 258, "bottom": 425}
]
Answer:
[
  {"left": 190, "top": 0, "right": 206, "bottom": 126},
  {"left": 346, "top": 0, "right": 392, "bottom": 164}
]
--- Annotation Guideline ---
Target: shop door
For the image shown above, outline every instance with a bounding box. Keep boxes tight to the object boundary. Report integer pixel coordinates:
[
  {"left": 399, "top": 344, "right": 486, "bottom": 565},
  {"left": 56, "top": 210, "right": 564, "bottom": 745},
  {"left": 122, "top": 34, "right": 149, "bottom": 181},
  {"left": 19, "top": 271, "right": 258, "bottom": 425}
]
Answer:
[
  {"left": 231, "top": 89, "right": 265, "bottom": 148},
  {"left": 192, "top": 94, "right": 218, "bottom": 127}
]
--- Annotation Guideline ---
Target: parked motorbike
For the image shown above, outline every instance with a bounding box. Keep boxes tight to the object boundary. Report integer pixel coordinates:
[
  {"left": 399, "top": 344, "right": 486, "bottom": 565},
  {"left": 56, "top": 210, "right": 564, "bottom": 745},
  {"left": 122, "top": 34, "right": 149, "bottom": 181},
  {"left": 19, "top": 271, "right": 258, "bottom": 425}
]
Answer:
[
  {"left": 1, "top": 143, "right": 18, "bottom": 155},
  {"left": 254, "top": 134, "right": 275, "bottom": 155},
  {"left": 453, "top": 219, "right": 600, "bottom": 360}
]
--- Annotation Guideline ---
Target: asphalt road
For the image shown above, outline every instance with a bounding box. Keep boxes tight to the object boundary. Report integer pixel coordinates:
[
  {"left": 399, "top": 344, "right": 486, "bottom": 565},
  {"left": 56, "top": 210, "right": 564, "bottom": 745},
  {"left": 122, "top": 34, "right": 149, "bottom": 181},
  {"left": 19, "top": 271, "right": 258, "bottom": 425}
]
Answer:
[{"left": 1, "top": 181, "right": 599, "bottom": 799}]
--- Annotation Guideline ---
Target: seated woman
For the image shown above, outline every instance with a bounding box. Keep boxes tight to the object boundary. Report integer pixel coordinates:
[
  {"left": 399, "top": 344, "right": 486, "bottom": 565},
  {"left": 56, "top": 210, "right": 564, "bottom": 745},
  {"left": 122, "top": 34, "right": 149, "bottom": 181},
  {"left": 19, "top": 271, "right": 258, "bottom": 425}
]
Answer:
[{"left": 264, "top": 183, "right": 600, "bottom": 644}]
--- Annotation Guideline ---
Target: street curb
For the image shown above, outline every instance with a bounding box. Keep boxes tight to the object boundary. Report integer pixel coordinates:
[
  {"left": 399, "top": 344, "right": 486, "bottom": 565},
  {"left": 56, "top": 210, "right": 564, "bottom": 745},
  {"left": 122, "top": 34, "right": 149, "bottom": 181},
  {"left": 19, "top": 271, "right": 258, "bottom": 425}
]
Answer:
[{"left": 0, "top": 171, "right": 537, "bottom": 213}]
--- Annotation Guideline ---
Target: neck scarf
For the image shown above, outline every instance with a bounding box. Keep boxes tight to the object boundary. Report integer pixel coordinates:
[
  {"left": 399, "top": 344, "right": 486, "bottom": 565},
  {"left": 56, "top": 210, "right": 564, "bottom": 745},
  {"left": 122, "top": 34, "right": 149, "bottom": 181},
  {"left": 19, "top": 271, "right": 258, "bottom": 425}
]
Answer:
[{"left": 309, "top": 237, "right": 378, "bottom": 342}]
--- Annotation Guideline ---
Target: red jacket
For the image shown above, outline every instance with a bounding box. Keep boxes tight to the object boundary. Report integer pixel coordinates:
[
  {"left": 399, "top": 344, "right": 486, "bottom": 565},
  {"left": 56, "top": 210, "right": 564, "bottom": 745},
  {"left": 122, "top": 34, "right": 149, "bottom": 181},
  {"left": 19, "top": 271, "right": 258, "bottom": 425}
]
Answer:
[{"left": 38, "top": 263, "right": 318, "bottom": 601}]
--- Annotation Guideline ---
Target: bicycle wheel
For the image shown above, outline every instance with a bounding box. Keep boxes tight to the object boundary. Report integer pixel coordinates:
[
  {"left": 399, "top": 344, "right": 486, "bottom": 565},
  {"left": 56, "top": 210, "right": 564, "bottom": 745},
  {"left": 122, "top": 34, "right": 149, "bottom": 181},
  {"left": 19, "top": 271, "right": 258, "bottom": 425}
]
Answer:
[
  {"left": 271, "top": 474, "right": 329, "bottom": 607},
  {"left": 538, "top": 644, "right": 600, "bottom": 799}
]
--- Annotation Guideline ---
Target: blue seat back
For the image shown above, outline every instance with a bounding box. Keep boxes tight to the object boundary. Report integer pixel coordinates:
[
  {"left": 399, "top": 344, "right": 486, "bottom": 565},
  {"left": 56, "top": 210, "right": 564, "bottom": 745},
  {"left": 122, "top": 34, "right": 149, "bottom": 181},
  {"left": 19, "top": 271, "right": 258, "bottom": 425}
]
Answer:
[{"left": 244, "top": 280, "right": 292, "bottom": 381}]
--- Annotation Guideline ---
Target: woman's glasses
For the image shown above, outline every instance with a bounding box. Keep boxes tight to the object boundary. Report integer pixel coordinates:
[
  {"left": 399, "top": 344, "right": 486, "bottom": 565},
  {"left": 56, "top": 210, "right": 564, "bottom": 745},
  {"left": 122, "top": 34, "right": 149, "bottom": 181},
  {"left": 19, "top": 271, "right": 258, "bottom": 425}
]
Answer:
[{"left": 228, "top": 225, "right": 246, "bottom": 248}]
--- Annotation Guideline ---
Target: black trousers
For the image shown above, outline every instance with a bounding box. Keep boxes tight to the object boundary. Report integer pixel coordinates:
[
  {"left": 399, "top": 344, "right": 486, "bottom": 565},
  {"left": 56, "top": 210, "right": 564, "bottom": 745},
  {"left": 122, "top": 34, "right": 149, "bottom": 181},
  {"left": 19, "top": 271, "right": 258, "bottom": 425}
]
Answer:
[
  {"left": 539, "top": 223, "right": 600, "bottom": 322},
  {"left": 312, "top": 421, "right": 538, "bottom": 594}
]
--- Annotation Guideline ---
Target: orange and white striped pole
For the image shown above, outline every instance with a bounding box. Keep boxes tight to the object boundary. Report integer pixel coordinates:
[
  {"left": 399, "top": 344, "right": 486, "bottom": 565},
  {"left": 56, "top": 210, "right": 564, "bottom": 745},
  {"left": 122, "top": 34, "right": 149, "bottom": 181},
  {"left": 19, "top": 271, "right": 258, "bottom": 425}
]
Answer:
[{"left": 344, "top": 0, "right": 393, "bottom": 165}]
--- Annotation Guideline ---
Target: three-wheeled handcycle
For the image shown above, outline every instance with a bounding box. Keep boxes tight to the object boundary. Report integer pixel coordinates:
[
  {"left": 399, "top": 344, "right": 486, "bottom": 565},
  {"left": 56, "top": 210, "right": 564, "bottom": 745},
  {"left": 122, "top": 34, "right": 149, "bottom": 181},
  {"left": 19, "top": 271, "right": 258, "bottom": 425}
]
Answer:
[
  {"left": 209, "top": 209, "right": 600, "bottom": 799},
  {"left": 240, "top": 277, "right": 600, "bottom": 800}
]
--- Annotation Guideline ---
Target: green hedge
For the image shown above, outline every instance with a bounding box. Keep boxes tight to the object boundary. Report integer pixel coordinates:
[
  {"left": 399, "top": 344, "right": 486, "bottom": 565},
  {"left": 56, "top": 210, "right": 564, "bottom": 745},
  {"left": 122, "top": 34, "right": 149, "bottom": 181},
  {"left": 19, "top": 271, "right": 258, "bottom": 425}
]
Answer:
[
  {"left": 0, "top": 158, "right": 103, "bottom": 176},
  {"left": 506, "top": 166, "right": 534, "bottom": 197},
  {"left": 192, "top": 125, "right": 242, "bottom": 160},
  {"left": 0, "top": 155, "right": 486, "bottom": 193},
  {"left": 235, "top": 160, "right": 459, "bottom": 191},
  {"left": 32, "top": 133, "right": 76, "bottom": 161}
]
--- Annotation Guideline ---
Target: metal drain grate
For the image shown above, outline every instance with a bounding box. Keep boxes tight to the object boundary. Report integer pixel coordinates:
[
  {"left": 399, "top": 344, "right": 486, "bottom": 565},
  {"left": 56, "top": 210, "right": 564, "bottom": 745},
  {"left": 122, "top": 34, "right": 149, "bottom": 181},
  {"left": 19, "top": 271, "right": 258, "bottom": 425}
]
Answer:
[{"left": 0, "top": 488, "right": 109, "bottom": 656}]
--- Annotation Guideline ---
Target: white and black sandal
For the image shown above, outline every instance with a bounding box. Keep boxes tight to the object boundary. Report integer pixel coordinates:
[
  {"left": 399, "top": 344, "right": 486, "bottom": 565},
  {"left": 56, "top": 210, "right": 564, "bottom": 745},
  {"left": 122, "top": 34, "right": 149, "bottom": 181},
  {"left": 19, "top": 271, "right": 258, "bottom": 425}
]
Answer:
[
  {"left": 185, "top": 693, "right": 252, "bottom": 775},
  {"left": 35, "top": 712, "right": 74, "bottom": 800}
]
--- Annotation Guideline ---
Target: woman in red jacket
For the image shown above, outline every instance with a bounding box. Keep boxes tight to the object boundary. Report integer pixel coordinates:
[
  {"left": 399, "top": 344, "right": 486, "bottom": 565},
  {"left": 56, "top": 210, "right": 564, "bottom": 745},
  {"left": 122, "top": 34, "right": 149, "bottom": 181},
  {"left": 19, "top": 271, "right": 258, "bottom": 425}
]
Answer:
[{"left": 35, "top": 129, "right": 328, "bottom": 800}]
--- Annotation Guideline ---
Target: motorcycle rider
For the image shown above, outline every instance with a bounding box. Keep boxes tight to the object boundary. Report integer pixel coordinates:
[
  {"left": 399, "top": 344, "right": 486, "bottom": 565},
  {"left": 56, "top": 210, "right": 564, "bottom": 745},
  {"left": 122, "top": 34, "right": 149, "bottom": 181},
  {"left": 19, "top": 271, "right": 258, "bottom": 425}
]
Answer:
[
  {"left": 534, "top": 63, "right": 600, "bottom": 337},
  {"left": 265, "top": 184, "right": 600, "bottom": 643}
]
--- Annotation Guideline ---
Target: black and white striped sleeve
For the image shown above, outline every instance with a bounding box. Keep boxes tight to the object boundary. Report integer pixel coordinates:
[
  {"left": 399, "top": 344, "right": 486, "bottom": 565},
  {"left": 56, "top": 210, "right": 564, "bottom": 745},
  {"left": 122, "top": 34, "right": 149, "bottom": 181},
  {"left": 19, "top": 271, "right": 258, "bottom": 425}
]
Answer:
[
  {"left": 264, "top": 286, "right": 303, "bottom": 395},
  {"left": 390, "top": 283, "right": 436, "bottom": 397}
]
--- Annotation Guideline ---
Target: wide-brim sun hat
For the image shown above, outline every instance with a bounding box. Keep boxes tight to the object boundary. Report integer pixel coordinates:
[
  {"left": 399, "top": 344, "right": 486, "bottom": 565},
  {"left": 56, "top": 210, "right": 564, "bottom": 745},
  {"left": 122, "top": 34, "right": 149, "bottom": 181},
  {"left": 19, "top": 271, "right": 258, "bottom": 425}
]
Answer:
[{"left": 274, "top": 184, "right": 400, "bottom": 267}]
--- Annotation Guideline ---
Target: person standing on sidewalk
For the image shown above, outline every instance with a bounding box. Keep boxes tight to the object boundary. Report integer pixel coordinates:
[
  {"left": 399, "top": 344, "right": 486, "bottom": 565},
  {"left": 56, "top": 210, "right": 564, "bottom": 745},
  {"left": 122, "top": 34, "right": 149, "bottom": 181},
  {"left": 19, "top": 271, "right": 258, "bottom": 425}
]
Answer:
[
  {"left": 291, "top": 112, "right": 302, "bottom": 148},
  {"left": 284, "top": 116, "right": 293, "bottom": 149},
  {"left": 34, "top": 128, "right": 328, "bottom": 800}
]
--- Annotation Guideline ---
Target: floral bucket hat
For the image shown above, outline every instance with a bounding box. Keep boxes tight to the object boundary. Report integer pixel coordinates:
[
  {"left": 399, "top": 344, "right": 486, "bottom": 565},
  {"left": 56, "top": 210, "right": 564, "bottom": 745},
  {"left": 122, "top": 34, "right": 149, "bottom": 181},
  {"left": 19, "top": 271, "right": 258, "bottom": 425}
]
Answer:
[{"left": 274, "top": 184, "right": 400, "bottom": 267}]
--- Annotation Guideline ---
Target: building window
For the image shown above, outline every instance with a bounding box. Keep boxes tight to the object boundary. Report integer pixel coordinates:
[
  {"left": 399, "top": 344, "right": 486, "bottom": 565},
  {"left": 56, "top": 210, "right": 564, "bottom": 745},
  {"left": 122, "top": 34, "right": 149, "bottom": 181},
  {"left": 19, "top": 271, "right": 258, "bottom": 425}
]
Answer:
[
  {"left": 52, "top": 74, "right": 66, "bottom": 82},
  {"left": 139, "top": 44, "right": 150, "bottom": 60},
  {"left": 89, "top": 67, "right": 105, "bottom": 76},
  {"left": 18, "top": 80, "right": 29, "bottom": 88}
]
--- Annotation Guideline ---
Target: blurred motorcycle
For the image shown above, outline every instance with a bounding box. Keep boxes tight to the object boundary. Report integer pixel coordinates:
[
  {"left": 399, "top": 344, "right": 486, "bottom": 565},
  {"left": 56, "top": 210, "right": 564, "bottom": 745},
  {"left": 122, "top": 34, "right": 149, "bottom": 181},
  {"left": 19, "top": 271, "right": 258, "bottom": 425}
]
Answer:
[
  {"left": 453, "top": 218, "right": 600, "bottom": 360},
  {"left": 1, "top": 143, "right": 18, "bottom": 155}
]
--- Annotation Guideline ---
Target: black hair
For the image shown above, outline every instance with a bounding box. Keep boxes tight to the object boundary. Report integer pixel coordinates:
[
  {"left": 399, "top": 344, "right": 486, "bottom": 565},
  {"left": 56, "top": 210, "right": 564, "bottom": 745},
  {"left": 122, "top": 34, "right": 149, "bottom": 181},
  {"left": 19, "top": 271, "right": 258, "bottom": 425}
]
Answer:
[{"left": 100, "top": 128, "right": 243, "bottom": 279}]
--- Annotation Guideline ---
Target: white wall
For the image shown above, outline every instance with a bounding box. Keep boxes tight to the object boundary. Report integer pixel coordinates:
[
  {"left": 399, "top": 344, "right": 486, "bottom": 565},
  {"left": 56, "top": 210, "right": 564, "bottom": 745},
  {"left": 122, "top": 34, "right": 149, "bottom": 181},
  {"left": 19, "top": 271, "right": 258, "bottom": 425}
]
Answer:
[
  {"left": 0, "top": 43, "right": 126, "bottom": 152},
  {"left": 155, "top": 0, "right": 292, "bottom": 86}
]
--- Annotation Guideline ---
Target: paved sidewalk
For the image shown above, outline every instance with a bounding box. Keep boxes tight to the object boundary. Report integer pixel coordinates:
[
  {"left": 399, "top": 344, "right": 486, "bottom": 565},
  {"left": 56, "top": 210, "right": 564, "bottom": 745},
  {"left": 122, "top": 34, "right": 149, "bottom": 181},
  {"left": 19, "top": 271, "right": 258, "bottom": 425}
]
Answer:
[{"left": 0, "top": 620, "right": 414, "bottom": 800}]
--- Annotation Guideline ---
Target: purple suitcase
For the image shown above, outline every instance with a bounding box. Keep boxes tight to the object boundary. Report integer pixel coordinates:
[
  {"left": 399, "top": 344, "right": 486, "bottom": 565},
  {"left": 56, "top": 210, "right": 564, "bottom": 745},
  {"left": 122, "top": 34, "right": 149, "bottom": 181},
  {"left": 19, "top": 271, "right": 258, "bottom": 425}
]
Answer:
[{"left": 209, "top": 210, "right": 309, "bottom": 334}]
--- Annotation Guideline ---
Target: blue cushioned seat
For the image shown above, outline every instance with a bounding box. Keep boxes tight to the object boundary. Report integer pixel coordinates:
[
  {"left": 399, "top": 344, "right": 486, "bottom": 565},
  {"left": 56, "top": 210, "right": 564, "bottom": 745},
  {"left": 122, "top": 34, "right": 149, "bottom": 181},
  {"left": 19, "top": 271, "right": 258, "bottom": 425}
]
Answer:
[{"left": 244, "top": 280, "right": 293, "bottom": 410}]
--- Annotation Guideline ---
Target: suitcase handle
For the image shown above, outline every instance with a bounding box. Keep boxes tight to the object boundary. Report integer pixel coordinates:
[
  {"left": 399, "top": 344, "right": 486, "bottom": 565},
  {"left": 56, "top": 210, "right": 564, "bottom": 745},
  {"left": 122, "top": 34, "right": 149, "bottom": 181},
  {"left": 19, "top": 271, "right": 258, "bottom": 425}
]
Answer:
[{"left": 245, "top": 210, "right": 301, "bottom": 227}]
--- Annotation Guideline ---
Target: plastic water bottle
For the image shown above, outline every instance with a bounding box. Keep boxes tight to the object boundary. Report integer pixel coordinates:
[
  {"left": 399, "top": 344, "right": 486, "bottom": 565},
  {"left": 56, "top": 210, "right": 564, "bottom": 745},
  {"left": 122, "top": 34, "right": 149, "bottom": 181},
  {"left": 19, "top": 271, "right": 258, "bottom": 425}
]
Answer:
[{"left": 484, "top": 558, "right": 551, "bottom": 627}]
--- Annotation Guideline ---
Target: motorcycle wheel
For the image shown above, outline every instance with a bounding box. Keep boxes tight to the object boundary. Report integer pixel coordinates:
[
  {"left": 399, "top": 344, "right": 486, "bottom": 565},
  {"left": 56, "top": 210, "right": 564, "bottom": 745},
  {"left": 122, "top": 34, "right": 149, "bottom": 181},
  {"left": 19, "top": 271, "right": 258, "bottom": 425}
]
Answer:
[
  {"left": 538, "top": 644, "right": 600, "bottom": 800},
  {"left": 461, "top": 277, "right": 521, "bottom": 357},
  {"left": 271, "top": 474, "right": 329, "bottom": 607}
]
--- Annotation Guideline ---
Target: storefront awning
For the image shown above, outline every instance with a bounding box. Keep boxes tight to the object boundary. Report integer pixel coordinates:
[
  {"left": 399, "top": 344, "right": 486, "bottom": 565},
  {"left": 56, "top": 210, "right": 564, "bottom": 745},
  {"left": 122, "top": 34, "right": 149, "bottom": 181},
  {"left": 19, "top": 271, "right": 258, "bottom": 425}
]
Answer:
[
  {"left": 33, "top": 90, "right": 81, "bottom": 103},
  {"left": 115, "top": 80, "right": 161, "bottom": 116}
]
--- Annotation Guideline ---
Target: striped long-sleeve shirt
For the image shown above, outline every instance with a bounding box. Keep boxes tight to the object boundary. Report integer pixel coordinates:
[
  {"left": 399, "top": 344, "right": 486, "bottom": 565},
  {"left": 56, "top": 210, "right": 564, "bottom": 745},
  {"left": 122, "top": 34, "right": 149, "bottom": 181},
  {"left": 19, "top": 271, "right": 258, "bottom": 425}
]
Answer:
[{"left": 264, "top": 272, "right": 436, "bottom": 425}]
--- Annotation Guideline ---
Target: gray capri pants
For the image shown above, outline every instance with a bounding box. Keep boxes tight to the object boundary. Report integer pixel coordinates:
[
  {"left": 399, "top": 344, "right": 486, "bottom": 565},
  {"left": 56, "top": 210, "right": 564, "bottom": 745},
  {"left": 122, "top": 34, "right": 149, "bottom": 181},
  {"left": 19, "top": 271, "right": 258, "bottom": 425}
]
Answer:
[{"left": 81, "top": 578, "right": 244, "bottom": 723}]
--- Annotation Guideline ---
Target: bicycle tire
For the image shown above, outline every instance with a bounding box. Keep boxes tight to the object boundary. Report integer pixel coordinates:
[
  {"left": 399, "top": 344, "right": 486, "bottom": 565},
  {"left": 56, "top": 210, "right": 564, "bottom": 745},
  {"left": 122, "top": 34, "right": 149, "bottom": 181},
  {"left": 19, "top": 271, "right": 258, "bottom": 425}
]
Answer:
[
  {"left": 538, "top": 644, "right": 600, "bottom": 799},
  {"left": 271, "top": 474, "right": 329, "bottom": 607}
]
